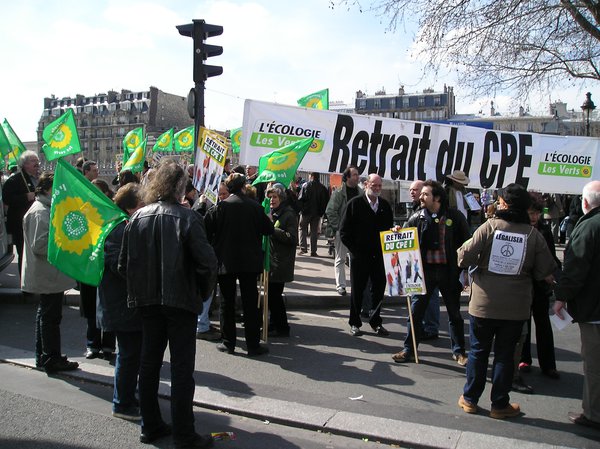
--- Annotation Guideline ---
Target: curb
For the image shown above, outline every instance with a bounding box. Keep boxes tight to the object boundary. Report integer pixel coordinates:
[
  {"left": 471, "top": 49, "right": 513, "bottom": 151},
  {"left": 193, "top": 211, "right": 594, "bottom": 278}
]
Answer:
[{"left": 0, "top": 345, "right": 571, "bottom": 449}]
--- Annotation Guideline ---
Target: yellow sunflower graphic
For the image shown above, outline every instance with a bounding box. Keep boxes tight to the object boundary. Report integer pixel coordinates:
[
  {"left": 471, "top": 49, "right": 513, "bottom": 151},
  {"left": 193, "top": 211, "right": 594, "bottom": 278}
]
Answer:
[
  {"left": 582, "top": 166, "right": 592, "bottom": 177},
  {"left": 266, "top": 152, "right": 298, "bottom": 171},
  {"left": 125, "top": 147, "right": 144, "bottom": 166},
  {"left": 157, "top": 134, "right": 171, "bottom": 148},
  {"left": 50, "top": 124, "right": 72, "bottom": 149},
  {"left": 178, "top": 131, "right": 192, "bottom": 146},
  {"left": 126, "top": 134, "right": 141, "bottom": 149},
  {"left": 52, "top": 197, "right": 103, "bottom": 255},
  {"left": 233, "top": 131, "right": 242, "bottom": 147},
  {"left": 305, "top": 97, "right": 322, "bottom": 109},
  {"left": 308, "top": 140, "right": 323, "bottom": 153}
]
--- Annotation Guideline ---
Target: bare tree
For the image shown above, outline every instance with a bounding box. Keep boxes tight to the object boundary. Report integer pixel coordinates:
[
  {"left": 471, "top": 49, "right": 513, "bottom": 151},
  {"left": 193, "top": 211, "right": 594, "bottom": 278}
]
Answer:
[{"left": 331, "top": 0, "right": 600, "bottom": 98}]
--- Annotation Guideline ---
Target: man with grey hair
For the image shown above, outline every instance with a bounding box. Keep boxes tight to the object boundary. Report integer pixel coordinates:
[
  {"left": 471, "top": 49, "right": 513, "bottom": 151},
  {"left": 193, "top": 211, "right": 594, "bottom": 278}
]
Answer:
[
  {"left": 554, "top": 180, "right": 600, "bottom": 430},
  {"left": 3, "top": 150, "right": 40, "bottom": 276}
]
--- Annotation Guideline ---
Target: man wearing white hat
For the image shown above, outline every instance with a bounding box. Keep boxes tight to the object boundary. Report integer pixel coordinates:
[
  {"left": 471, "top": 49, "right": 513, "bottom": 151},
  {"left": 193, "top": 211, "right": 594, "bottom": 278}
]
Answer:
[{"left": 445, "top": 170, "right": 470, "bottom": 219}]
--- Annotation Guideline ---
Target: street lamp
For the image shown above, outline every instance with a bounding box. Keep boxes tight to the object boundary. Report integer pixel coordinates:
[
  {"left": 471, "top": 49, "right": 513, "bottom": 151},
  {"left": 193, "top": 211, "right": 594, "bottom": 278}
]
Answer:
[{"left": 581, "top": 92, "right": 596, "bottom": 137}]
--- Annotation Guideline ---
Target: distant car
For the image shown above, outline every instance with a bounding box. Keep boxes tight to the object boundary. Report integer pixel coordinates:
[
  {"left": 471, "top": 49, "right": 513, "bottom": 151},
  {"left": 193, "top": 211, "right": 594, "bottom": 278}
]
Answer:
[{"left": 0, "top": 180, "right": 15, "bottom": 272}]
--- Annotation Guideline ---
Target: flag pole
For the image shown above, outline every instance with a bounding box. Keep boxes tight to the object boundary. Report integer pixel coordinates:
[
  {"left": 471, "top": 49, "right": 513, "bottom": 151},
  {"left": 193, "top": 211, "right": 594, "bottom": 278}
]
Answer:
[{"left": 406, "top": 295, "right": 419, "bottom": 364}]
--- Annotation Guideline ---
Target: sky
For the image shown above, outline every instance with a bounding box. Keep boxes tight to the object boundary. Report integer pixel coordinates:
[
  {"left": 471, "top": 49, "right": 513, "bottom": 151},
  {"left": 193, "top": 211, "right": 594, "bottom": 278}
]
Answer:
[{"left": 1, "top": 0, "right": 597, "bottom": 142}]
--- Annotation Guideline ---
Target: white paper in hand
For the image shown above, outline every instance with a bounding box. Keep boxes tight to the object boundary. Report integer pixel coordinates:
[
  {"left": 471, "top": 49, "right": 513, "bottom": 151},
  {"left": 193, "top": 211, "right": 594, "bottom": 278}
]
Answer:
[{"left": 551, "top": 309, "right": 573, "bottom": 331}]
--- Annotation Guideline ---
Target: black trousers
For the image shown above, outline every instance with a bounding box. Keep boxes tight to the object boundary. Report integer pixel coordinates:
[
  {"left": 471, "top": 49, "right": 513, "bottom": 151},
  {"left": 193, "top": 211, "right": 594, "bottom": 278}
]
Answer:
[
  {"left": 521, "top": 290, "right": 557, "bottom": 371},
  {"left": 348, "top": 255, "right": 385, "bottom": 329},
  {"left": 35, "top": 292, "right": 64, "bottom": 367},
  {"left": 268, "top": 281, "right": 289, "bottom": 332},
  {"left": 138, "top": 305, "right": 197, "bottom": 440},
  {"left": 218, "top": 273, "right": 261, "bottom": 350}
]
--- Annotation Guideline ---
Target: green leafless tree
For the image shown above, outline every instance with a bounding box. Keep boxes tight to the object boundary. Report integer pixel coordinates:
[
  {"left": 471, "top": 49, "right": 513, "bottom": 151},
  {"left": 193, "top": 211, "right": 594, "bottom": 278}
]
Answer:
[{"left": 331, "top": 0, "right": 600, "bottom": 97}]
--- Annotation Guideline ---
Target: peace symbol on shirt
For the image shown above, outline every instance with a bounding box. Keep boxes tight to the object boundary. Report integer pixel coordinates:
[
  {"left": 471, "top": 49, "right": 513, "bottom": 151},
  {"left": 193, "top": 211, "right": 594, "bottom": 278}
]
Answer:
[{"left": 501, "top": 244, "right": 514, "bottom": 257}]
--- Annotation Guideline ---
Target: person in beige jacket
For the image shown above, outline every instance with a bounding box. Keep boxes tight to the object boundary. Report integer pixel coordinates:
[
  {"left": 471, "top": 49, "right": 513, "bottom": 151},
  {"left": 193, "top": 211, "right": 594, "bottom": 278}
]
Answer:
[
  {"left": 21, "top": 172, "right": 78, "bottom": 374},
  {"left": 456, "top": 184, "right": 556, "bottom": 419}
]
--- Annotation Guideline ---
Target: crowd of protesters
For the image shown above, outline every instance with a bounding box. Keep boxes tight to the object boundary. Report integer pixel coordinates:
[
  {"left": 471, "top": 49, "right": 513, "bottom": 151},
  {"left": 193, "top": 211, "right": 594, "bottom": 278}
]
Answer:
[{"left": 4, "top": 150, "right": 600, "bottom": 446}]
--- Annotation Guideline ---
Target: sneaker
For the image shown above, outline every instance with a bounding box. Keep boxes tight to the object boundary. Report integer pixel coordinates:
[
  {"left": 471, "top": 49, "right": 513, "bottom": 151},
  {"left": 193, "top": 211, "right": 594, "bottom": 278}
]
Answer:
[
  {"left": 392, "top": 350, "right": 413, "bottom": 363},
  {"left": 336, "top": 287, "right": 347, "bottom": 296},
  {"left": 458, "top": 395, "right": 478, "bottom": 414},
  {"left": 140, "top": 423, "right": 172, "bottom": 444},
  {"left": 372, "top": 325, "right": 389, "bottom": 336},
  {"left": 452, "top": 353, "right": 468, "bottom": 366},
  {"left": 350, "top": 326, "right": 363, "bottom": 337},
  {"left": 512, "top": 377, "right": 534, "bottom": 394},
  {"left": 84, "top": 348, "right": 100, "bottom": 359},
  {"left": 216, "top": 343, "right": 235, "bottom": 354},
  {"left": 490, "top": 403, "right": 521, "bottom": 419},
  {"left": 196, "top": 326, "right": 221, "bottom": 341},
  {"left": 247, "top": 345, "right": 269, "bottom": 357},
  {"left": 174, "top": 432, "right": 214, "bottom": 449},
  {"left": 44, "top": 357, "right": 79, "bottom": 374},
  {"left": 112, "top": 407, "right": 141, "bottom": 421}
]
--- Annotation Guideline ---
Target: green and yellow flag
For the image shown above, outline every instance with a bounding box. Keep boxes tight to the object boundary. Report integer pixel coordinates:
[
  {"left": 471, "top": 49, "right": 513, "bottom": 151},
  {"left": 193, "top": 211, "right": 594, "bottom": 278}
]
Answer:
[
  {"left": 152, "top": 128, "right": 174, "bottom": 152},
  {"left": 252, "top": 137, "right": 313, "bottom": 188},
  {"left": 122, "top": 138, "right": 147, "bottom": 173},
  {"left": 0, "top": 127, "right": 9, "bottom": 170},
  {"left": 174, "top": 126, "right": 195, "bottom": 152},
  {"left": 297, "top": 88, "right": 329, "bottom": 110},
  {"left": 42, "top": 109, "right": 82, "bottom": 161},
  {"left": 230, "top": 127, "right": 242, "bottom": 154},
  {"left": 2, "top": 119, "right": 27, "bottom": 169},
  {"left": 48, "top": 159, "right": 128, "bottom": 286},
  {"left": 122, "top": 127, "right": 144, "bottom": 163}
]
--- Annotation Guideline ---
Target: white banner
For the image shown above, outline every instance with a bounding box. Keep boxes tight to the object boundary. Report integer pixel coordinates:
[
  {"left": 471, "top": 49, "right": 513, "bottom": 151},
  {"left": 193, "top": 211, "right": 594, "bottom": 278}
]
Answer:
[{"left": 241, "top": 100, "right": 599, "bottom": 194}]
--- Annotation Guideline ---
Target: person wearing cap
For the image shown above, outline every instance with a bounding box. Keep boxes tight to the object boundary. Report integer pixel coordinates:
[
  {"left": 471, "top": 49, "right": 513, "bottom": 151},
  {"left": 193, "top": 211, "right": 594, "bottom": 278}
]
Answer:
[
  {"left": 392, "top": 179, "right": 470, "bottom": 365},
  {"left": 554, "top": 180, "right": 600, "bottom": 430},
  {"left": 456, "top": 183, "right": 556, "bottom": 420}
]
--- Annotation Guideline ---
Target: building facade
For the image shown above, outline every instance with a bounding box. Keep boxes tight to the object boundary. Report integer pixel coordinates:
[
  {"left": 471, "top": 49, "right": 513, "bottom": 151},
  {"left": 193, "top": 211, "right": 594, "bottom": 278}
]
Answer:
[
  {"left": 37, "top": 86, "right": 193, "bottom": 173},
  {"left": 355, "top": 85, "right": 455, "bottom": 121}
]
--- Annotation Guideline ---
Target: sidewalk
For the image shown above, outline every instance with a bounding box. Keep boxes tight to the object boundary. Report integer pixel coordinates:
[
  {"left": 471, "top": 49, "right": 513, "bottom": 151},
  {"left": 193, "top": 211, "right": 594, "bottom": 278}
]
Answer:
[{"left": 0, "top": 239, "right": 597, "bottom": 448}]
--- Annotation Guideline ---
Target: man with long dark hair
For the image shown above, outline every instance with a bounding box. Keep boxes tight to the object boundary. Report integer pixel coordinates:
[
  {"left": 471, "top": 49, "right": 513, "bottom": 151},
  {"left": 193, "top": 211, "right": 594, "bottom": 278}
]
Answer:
[{"left": 119, "top": 158, "right": 217, "bottom": 448}]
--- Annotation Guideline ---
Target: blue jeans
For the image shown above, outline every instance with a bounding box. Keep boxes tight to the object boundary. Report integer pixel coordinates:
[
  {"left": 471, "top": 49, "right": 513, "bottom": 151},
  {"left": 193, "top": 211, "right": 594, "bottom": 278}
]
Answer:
[
  {"left": 463, "top": 315, "right": 524, "bottom": 408},
  {"left": 113, "top": 330, "right": 142, "bottom": 413},
  {"left": 139, "top": 305, "right": 198, "bottom": 440},
  {"left": 196, "top": 296, "right": 213, "bottom": 333},
  {"left": 404, "top": 265, "right": 464, "bottom": 355},
  {"left": 411, "top": 288, "right": 440, "bottom": 335}
]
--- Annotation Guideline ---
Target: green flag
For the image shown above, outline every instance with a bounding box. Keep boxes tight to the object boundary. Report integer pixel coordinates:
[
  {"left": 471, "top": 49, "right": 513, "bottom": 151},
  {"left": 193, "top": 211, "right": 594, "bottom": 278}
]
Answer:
[
  {"left": 252, "top": 137, "right": 314, "bottom": 188},
  {"left": 230, "top": 127, "right": 242, "bottom": 154},
  {"left": 0, "top": 126, "right": 9, "bottom": 169},
  {"left": 41, "top": 109, "right": 82, "bottom": 161},
  {"left": 174, "top": 126, "right": 195, "bottom": 152},
  {"left": 48, "top": 159, "right": 128, "bottom": 286},
  {"left": 123, "top": 127, "right": 144, "bottom": 163},
  {"left": 261, "top": 196, "right": 271, "bottom": 272},
  {"left": 152, "top": 128, "right": 174, "bottom": 152},
  {"left": 2, "top": 119, "right": 27, "bottom": 168},
  {"left": 297, "top": 88, "right": 329, "bottom": 110},
  {"left": 122, "top": 138, "right": 147, "bottom": 173}
]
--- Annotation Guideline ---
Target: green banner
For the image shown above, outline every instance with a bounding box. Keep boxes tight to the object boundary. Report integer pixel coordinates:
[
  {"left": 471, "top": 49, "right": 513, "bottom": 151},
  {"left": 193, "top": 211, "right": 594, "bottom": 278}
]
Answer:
[
  {"left": 252, "top": 137, "right": 313, "bottom": 188},
  {"left": 42, "top": 109, "right": 82, "bottom": 161},
  {"left": 174, "top": 126, "right": 195, "bottom": 152},
  {"left": 153, "top": 128, "right": 174, "bottom": 152},
  {"left": 2, "top": 119, "right": 27, "bottom": 168},
  {"left": 297, "top": 88, "right": 329, "bottom": 110}
]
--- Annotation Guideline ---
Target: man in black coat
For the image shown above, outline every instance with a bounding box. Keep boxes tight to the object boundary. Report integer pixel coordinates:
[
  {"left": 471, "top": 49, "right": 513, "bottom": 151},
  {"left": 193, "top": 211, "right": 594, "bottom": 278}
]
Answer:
[
  {"left": 3, "top": 150, "right": 39, "bottom": 276},
  {"left": 205, "top": 173, "right": 274, "bottom": 356},
  {"left": 340, "top": 173, "right": 393, "bottom": 337},
  {"left": 298, "top": 172, "right": 329, "bottom": 256}
]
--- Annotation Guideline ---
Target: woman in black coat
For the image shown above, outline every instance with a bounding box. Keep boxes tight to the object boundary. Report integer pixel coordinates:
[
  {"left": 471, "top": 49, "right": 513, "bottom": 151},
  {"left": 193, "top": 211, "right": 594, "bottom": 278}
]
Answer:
[{"left": 266, "top": 184, "right": 298, "bottom": 337}]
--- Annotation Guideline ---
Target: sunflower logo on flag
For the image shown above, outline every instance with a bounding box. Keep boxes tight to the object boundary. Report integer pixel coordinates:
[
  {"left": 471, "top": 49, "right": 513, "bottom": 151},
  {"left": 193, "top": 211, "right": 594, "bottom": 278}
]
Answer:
[
  {"left": 52, "top": 197, "right": 103, "bottom": 255},
  {"left": 49, "top": 124, "right": 72, "bottom": 149},
  {"left": 267, "top": 152, "right": 298, "bottom": 171},
  {"left": 126, "top": 134, "right": 141, "bottom": 149},
  {"left": 178, "top": 130, "right": 192, "bottom": 147},
  {"left": 156, "top": 133, "right": 171, "bottom": 149},
  {"left": 305, "top": 97, "right": 323, "bottom": 109},
  {"left": 582, "top": 166, "right": 592, "bottom": 177}
]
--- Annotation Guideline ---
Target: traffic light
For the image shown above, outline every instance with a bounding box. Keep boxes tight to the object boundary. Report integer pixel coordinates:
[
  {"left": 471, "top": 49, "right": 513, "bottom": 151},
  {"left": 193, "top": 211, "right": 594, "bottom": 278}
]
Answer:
[{"left": 176, "top": 19, "right": 223, "bottom": 83}]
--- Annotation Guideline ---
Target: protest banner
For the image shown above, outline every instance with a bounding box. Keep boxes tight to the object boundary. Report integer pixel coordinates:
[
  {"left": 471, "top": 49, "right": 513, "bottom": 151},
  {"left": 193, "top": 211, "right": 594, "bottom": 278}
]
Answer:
[
  {"left": 193, "top": 128, "right": 228, "bottom": 205},
  {"left": 241, "top": 99, "right": 599, "bottom": 194},
  {"left": 380, "top": 228, "right": 426, "bottom": 297}
]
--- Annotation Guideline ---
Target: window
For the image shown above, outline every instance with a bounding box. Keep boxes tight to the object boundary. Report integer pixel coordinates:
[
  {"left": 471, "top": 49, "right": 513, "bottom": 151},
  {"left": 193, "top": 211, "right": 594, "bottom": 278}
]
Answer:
[
  {"left": 418, "top": 97, "right": 425, "bottom": 107},
  {"left": 402, "top": 97, "right": 409, "bottom": 108},
  {"left": 434, "top": 96, "right": 441, "bottom": 106}
]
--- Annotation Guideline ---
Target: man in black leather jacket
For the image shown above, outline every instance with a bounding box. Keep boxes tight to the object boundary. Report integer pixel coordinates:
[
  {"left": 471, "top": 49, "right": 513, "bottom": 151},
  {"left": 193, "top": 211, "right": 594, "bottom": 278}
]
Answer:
[{"left": 118, "top": 158, "right": 217, "bottom": 449}]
